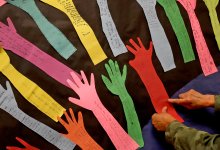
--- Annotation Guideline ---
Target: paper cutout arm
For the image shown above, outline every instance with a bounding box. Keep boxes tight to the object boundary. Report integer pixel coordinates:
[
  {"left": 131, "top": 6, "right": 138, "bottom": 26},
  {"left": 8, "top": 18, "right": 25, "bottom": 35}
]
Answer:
[
  {"left": 156, "top": 0, "right": 195, "bottom": 63},
  {"left": 58, "top": 108, "right": 103, "bottom": 150},
  {"left": 203, "top": 0, "right": 220, "bottom": 50},
  {"left": 0, "top": 18, "right": 81, "bottom": 89},
  {"left": 67, "top": 71, "right": 139, "bottom": 149},
  {"left": 0, "top": 81, "right": 76, "bottom": 150},
  {"left": 126, "top": 37, "right": 183, "bottom": 122},
  {"left": 178, "top": 0, "right": 217, "bottom": 76},
  {"left": 136, "top": 0, "right": 176, "bottom": 72},
  {"left": 40, "top": 0, "right": 107, "bottom": 65},
  {"left": 102, "top": 60, "right": 144, "bottom": 147},
  {"left": 0, "top": 48, "right": 65, "bottom": 122},
  {"left": 96, "top": 0, "right": 127, "bottom": 56},
  {"left": 6, "top": 0, "right": 76, "bottom": 59},
  {"left": 6, "top": 137, "right": 39, "bottom": 150}
]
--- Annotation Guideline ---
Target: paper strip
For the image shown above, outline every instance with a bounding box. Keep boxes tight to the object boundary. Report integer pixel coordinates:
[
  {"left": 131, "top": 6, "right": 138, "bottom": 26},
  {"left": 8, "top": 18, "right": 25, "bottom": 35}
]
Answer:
[
  {"left": 6, "top": 137, "right": 40, "bottom": 150},
  {"left": 40, "top": 0, "right": 107, "bottom": 65},
  {"left": 126, "top": 38, "right": 183, "bottom": 122},
  {"left": 0, "top": 81, "right": 76, "bottom": 150},
  {"left": 136, "top": 0, "right": 176, "bottom": 72},
  {"left": 178, "top": 0, "right": 218, "bottom": 76},
  {"left": 6, "top": 0, "right": 77, "bottom": 59},
  {"left": 58, "top": 108, "right": 103, "bottom": 150},
  {"left": 0, "top": 18, "right": 81, "bottom": 89},
  {"left": 157, "top": 0, "right": 195, "bottom": 63},
  {"left": 0, "top": 48, "right": 65, "bottom": 122},
  {"left": 96, "top": 0, "right": 127, "bottom": 56},
  {"left": 67, "top": 71, "right": 139, "bottom": 150},
  {"left": 0, "top": 0, "right": 6, "bottom": 6},
  {"left": 102, "top": 60, "right": 144, "bottom": 147},
  {"left": 203, "top": 0, "right": 220, "bottom": 50}
]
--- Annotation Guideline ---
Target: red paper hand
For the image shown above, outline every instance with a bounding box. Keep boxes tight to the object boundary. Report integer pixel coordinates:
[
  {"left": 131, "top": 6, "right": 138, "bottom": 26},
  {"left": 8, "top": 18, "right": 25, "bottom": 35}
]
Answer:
[
  {"left": 126, "top": 37, "right": 183, "bottom": 122},
  {"left": 6, "top": 137, "right": 39, "bottom": 150}
]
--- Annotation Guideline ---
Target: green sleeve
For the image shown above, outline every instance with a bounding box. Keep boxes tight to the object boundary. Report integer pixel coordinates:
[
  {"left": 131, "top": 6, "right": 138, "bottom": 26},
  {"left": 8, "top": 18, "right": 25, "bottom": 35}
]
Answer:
[
  {"left": 165, "top": 121, "right": 220, "bottom": 150},
  {"left": 215, "top": 95, "right": 220, "bottom": 111}
]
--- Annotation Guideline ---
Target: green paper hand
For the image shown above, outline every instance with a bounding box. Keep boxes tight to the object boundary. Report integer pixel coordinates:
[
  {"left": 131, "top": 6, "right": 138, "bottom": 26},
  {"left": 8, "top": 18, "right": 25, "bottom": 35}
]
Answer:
[
  {"left": 203, "top": 0, "right": 220, "bottom": 50},
  {"left": 102, "top": 59, "right": 144, "bottom": 147}
]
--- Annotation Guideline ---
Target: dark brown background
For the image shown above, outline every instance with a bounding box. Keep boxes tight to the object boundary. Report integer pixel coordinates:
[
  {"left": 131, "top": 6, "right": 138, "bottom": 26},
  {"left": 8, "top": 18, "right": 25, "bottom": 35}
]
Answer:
[{"left": 0, "top": 0, "right": 220, "bottom": 149}]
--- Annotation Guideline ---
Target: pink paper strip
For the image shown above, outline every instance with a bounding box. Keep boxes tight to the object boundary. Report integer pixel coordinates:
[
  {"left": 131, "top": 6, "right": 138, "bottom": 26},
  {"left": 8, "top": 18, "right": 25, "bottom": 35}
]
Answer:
[
  {"left": 0, "top": 0, "right": 6, "bottom": 6},
  {"left": 0, "top": 18, "right": 80, "bottom": 88},
  {"left": 178, "top": 0, "right": 218, "bottom": 76}
]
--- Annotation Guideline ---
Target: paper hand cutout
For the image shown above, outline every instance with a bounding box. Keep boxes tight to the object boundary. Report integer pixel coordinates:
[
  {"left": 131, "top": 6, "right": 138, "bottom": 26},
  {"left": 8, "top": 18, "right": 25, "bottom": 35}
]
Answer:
[
  {"left": 156, "top": 0, "right": 195, "bottom": 63},
  {"left": 0, "top": 18, "right": 80, "bottom": 89},
  {"left": 178, "top": 0, "right": 217, "bottom": 76},
  {"left": 203, "top": 0, "right": 220, "bottom": 50},
  {"left": 126, "top": 37, "right": 183, "bottom": 122},
  {"left": 67, "top": 71, "right": 139, "bottom": 149},
  {"left": 0, "top": 0, "right": 6, "bottom": 6},
  {"left": 6, "top": 0, "right": 76, "bottom": 59},
  {"left": 136, "top": 0, "right": 176, "bottom": 72},
  {"left": 0, "top": 48, "right": 65, "bottom": 122},
  {"left": 40, "top": 0, "right": 107, "bottom": 65},
  {"left": 0, "top": 81, "right": 75, "bottom": 150},
  {"left": 58, "top": 108, "right": 103, "bottom": 150},
  {"left": 102, "top": 60, "right": 144, "bottom": 147},
  {"left": 6, "top": 137, "right": 39, "bottom": 150}
]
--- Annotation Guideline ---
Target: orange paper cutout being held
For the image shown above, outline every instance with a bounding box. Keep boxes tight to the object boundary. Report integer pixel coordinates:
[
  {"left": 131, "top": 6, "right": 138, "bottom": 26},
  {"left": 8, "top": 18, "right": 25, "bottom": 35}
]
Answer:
[
  {"left": 58, "top": 108, "right": 103, "bottom": 150},
  {"left": 6, "top": 137, "right": 39, "bottom": 150},
  {"left": 126, "top": 37, "right": 183, "bottom": 122}
]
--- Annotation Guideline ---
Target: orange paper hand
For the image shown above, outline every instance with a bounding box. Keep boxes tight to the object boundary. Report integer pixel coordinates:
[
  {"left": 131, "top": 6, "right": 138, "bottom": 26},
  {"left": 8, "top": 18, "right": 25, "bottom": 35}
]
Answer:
[
  {"left": 6, "top": 137, "right": 39, "bottom": 150},
  {"left": 58, "top": 108, "right": 103, "bottom": 150}
]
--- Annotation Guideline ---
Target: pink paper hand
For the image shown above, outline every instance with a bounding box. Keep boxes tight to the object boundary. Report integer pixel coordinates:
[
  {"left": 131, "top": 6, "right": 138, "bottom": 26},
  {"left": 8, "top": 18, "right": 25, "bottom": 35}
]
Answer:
[{"left": 6, "top": 137, "right": 39, "bottom": 150}]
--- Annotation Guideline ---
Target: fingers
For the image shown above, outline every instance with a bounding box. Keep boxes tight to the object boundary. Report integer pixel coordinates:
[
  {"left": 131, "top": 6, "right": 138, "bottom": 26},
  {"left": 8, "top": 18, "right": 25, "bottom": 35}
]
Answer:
[
  {"left": 114, "top": 61, "right": 121, "bottom": 76},
  {"left": 168, "top": 99, "right": 187, "bottom": 105},
  {"left": 162, "top": 106, "right": 168, "bottom": 113},
  {"left": 78, "top": 111, "right": 85, "bottom": 127},
  {"left": 70, "top": 72, "right": 82, "bottom": 88},
  {"left": 179, "top": 89, "right": 202, "bottom": 99},
  {"left": 15, "top": 137, "right": 29, "bottom": 147},
  {"left": 90, "top": 73, "right": 95, "bottom": 86},
  {"left": 6, "top": 146, "right": 23, "bottom": 150},
  {"left": 80, "top": 70, "right": 88, "bottom": 85},
  {"left": 6, "top": 17, "right": 16, "bottom": 33},
  {"left": 148, "top": 41, "right": 153, "bottom": 54},
  {"left": 109, "top": 60, "right": 116, "bottom": 75},
  {"left": 137, "top": 37, "right": 145, "bottom": 49},
  {"left": 122, "top": 65, "right": 127, "bottom": 81},
  {"left": 69, "top": 97, "right": 85, "bottom": 108},
  {"left": 126, "top": 45, "right": 137, "bottom": 55},
  {"left": 129, "top": 38, "right": 141, "bottom": 50},
  {"left": 101, "top": 75, "right": 112, "bottom": 87},
  {"left": 69, "top": 108, "right": 77, "bottom": 123},
  {"left": 58, "top": 116, "right": 68, "bottom": 130},
  {"left": 67, "top": 79, "right": 79, "bottom": 93},
  {"left": 64, "top": 111, "right": 72, "bottom": 124}
]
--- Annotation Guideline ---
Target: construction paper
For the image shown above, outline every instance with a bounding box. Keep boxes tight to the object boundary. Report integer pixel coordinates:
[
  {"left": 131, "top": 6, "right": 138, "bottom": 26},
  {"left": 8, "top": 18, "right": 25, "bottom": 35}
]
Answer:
[
  {"left": 102, "top": 60, "right": 144, "bottom": 147},
  {"left": 0, "top": 18, "right": 81, "bottom": 89},
  {"left": 204, "top": 0, "right": 220, "bottom": 50},
  {"left": 6, "top": 137, "right": 39, "bottom": 150},
  {"left": 0, "top": 81, "right": 76, "bottom": 150},
  {"left": 6, "top": 0, "right": 76, "bottom": 59},
  {"left": 0, "top": 48, "right": 65, "bottom": 122},
  {"left": 40, "top": 0, "right": 107, "bottom": 65},
  {"left": 58, "top": 108, "right": 103, "bottom": 150},
  {"left": 157, "top": 0, "right": 195, "bottom": 63},
  {"left": 126, "top": 37, "right": 183, "bottom": 122},
  {"left": 178, "top": 0, "right": 218, "bottom": 76},
  {"left": 0, "top": 0, "right": 6, "bottom": 6},
  {"left": 67, "top": 71, "right": 139, "bottom": 150},
  {"left": 96, "top": 0, "right": 127, "bottom": 56},
  {"left": 136, "top": 0, "right": 176, "bottom": 72}
]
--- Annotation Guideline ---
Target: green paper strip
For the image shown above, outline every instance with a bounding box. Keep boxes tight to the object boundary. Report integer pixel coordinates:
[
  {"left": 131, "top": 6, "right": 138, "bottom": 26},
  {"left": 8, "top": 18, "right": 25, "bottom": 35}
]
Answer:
[
  {"left": 157, "top": 0, "right": 195, "bottom": 63},
  {"left": 101, "top": 60, "right": 144, "bottom": 147},
  {"left": 204, "top": 0, "right": 220, "bottom": 50}
]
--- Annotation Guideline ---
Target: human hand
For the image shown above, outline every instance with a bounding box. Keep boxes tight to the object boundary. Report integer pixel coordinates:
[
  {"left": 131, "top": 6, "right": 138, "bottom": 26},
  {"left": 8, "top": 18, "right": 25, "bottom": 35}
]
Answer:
[
  {"left": 152, "top": 107, "right": 177, "bottom": 132},
  {"left": 6, "top": 137, "right": 39, "bottom": 150},
  {"left": 102, "top": 59, "right": 127, "bottom": 96},
  {"left": 67, "top": 71, "right": 102, "bottom": 111},
  {"left": 168, "top": 89, "right": 215, "bottom": 110}
]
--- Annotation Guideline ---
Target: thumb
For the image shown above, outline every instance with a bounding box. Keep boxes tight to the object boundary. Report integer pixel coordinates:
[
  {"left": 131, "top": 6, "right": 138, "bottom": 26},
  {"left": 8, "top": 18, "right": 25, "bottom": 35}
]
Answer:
[{"left": 162, "top": 106, "right": 168, "bottom": 113}]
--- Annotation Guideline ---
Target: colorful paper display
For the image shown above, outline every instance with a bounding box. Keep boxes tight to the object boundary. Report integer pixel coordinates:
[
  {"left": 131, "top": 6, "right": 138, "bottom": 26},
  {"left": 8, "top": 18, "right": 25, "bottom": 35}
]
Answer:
[
  {"left": 67, "top": 71, "right": 139, "bottom": 150},
  {"left": 0, "top": 18, "right": 81, "bottom": 89},
  {"left": 178, "top": 0, "right": 218, "bottom": 76},
  {"left": 157, "top": 0, "right": 195, "bottom": 63},
  {"left": 203, "top": 0, "right": 220, "bottom": 50},
  {"left": 40, "top": 0, "right": 107, "bottom": 65},
  {"left": 6, "top": 137, "right": 39, "bottom": 150},
  {"left": 126, "top": 37, "right": 183, "bottom": 122},
  {"left": 0, "top": 81, "right": 75, "bottom": 150},
  {"left": 6, "top": 0, "right": 77, "bottom": 59},
  {"left": 0, "top": 48, "right": 65, "bottom": 122},
  {"left": 96, "top": 0, "right": 127, "bottom": 56},
  {"left": 136, "top": 0, "right": 176, "bottom": 72},
  {"left": 58, "top": 108, "right": 103, "bottom": 150},
  {"left": 102, "top": 60, "right": 144, "bottom": 147}
]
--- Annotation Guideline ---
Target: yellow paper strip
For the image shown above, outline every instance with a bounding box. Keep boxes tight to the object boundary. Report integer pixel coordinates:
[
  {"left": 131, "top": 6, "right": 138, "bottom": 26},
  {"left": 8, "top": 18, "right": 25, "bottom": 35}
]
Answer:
[
  {"left": 0, "top": 48, "right": 65, "bottom": 122},
  {"left": 40, "top": 0, "right": 107, "bottom": 65}
]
